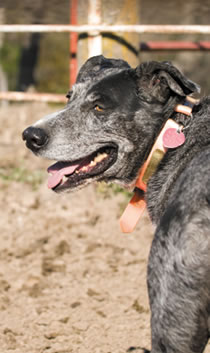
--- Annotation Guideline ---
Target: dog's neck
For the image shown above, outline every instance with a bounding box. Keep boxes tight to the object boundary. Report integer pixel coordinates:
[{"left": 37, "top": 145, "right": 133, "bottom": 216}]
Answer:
[{"left": 120, "top": 96, "right": 197, "bottom": 233}]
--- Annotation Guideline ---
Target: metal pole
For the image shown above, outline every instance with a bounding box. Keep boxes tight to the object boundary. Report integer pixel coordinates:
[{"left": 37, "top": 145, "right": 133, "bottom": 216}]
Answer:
[
  {"left": 0, "top": 8, "right": 8, "bottom": 107},
  {"left": 0, "top": 91, "right": 67, "bottom": 103},
  {"left": 1, "top": 24, "right": 210, "bottom": 34},
  {"left": 140, "top": 41, "right": 210, "bottom": 51},
  {"left": 70, "top": 0, "right": 78, "bottom": 87},
  {"left": 88, "top": 0, "right": 102, "bottom": 57}
]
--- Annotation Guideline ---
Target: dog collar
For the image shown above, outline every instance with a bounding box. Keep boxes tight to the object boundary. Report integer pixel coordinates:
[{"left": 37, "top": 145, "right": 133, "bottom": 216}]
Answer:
[{"left": 119, "top": 98, "right": 195, "bottom": 233}]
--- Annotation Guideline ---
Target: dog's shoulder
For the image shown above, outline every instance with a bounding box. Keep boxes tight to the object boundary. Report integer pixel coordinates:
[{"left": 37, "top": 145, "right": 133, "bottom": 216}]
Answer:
[{"left": 160, "top": 147, "right": 210, "bottom": 234}]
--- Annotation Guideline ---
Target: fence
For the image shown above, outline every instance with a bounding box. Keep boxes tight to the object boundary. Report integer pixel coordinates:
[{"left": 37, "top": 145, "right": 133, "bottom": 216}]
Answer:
[{"left": 0, "top": 24, "right": 210, "bottom": 103}]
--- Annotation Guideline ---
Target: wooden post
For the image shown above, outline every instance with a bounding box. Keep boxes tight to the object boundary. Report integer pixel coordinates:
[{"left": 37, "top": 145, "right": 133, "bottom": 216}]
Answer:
[
  {"left": 102, "top": 0, "right": 141, "bottom": 68},
  {"left": 77, "top": 0, "right": 141, "bottom": 71}
]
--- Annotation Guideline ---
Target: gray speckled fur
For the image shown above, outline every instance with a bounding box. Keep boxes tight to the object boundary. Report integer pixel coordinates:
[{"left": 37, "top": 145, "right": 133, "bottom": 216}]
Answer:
[
  {"left": 148, "top": 148, "right": 210, "bottom": 353},
  {"left": 23, "top": 56, "right": 210, "bottom": 352}
]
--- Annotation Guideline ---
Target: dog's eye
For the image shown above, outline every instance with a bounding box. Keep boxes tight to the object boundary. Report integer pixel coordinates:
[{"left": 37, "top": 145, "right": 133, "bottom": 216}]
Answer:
[{"left": 94, "top": 105, "right": 104, "bottom": 112}]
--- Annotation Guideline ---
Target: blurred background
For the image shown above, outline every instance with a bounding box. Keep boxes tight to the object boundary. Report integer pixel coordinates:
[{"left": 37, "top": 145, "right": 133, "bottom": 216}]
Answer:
[{"left": 1, "top": 0, "right": 210, "bottom": 96}]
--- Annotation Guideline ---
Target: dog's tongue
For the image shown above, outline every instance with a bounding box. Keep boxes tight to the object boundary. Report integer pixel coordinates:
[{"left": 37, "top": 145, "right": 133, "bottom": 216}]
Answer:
[{"left": 47, "top": 161, "right": 79, "bottom": 189}]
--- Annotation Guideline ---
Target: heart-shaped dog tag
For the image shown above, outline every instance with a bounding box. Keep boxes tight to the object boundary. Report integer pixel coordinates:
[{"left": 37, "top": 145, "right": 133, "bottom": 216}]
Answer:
[{"left": 163, "top": 128, "right": 185, "bottom": 149}]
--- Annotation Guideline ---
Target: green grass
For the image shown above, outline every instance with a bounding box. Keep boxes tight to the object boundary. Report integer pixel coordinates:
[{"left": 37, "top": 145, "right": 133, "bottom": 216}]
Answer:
[
  {"left": 96, "top": 182, "right": 132, "bottom": 199},
  {"left": 0, "top": 41, "right": 21, "bottom": 90},
  {"left": 96, "top": 182, "right": 133, "bottom": 217},
  {"left": 0, "top": 166, "right": 133, "bottom": 200},
  {"left": 0, "top": 166, "right": 45, "bottom": 190}
]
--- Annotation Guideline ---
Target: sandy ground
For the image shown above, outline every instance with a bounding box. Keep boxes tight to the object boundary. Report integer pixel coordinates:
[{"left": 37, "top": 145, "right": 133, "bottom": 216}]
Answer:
[{"left": 0, "top": 103, "right": 209, "bottom": 353}]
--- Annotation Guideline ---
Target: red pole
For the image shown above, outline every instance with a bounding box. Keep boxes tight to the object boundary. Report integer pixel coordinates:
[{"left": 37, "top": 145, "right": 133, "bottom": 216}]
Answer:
[
  {"left": 70, "top": 0, "right": 78, "bottom": 88},
  {"left": 140, "top": 41, "right": 210, "bottom": 51}
]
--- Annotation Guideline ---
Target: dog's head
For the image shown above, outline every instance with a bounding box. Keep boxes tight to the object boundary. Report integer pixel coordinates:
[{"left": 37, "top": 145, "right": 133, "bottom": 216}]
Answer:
[{"left": 22, "top": 56, "right": 199, "bottom": 193}]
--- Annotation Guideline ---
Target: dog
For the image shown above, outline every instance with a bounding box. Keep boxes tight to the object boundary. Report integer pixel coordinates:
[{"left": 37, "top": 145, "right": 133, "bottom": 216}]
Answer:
[{"left": 22, "top": 55, "right": 210, "bottom": 353}]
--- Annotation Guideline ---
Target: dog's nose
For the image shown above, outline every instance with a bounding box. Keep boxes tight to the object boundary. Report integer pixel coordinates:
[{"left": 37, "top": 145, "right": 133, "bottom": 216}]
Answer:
[{"left": 22, "top": 126, "right": 49, "bottom": 151}]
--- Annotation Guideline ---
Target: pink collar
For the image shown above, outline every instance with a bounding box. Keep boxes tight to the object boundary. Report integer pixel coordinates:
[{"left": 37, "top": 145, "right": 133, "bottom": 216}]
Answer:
[{"left": 119, "top": 98, "right": 196, "bottom": 233}]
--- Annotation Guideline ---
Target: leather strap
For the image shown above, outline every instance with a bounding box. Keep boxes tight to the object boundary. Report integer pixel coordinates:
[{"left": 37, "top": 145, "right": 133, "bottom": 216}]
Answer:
[{"left": 119, "top": 98, "right": 195, "bottom": 233}]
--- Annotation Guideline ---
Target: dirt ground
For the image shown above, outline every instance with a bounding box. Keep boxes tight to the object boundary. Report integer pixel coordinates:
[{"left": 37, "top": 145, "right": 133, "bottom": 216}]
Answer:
[{"left": 0, "top": 103, "right": 210, "bottom": 353}]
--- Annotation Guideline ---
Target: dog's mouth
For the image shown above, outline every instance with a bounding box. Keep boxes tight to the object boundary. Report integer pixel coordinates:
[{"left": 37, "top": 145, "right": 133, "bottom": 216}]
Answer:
[{"left": 47, "top": 145, "right": 118, "bottom": 192}]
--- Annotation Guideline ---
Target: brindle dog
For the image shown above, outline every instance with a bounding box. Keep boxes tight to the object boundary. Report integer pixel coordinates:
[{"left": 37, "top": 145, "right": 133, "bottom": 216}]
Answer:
[{"left": 23, "top": 56, "right": 210, "bottom": 353}]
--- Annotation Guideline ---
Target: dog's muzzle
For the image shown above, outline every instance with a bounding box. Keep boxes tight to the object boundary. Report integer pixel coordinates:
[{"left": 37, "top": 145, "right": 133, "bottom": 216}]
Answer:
[{"left": 22, "top": 126, "right": 49, "bottom": 152}]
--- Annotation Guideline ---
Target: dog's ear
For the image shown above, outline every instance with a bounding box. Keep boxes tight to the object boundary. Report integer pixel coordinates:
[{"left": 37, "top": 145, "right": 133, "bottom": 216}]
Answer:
[
  {"left": 136, "top": 61, "right": 200, "bottom": 102},
  {"left": 76, "top": 55, "right": 130, "bottom": 83}
]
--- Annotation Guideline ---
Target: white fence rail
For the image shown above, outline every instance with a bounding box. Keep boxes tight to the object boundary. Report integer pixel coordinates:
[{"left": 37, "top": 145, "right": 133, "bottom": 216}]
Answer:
[
  {"left": 1, "top": 24, "right": 210, "bottom": 102},
  {"left": 1, "top": 24, "right": 210, "bottom": 34}
]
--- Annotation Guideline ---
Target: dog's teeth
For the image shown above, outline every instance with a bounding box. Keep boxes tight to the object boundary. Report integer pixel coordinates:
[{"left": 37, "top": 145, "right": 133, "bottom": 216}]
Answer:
[
  {"left": 94, "top": 152, "right": 108, "bottom": 163},
  {"left": 75, "top": 152, "right": 108, "bottom": 175},
  {"left": 60, "top": 175, "right": 68, "bottom": 185},
  {"left": 90, "top": 160, "right": 96, "bottom": 166}
]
